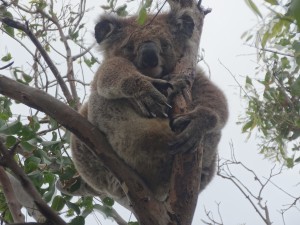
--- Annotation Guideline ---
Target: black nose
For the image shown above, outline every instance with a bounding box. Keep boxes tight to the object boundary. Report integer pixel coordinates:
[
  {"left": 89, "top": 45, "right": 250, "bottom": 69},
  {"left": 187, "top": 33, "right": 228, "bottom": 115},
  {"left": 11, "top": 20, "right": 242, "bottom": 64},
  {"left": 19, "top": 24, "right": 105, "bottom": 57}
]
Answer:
[{"left": 140, "top": 42, "right": 158, "bottom": 68}]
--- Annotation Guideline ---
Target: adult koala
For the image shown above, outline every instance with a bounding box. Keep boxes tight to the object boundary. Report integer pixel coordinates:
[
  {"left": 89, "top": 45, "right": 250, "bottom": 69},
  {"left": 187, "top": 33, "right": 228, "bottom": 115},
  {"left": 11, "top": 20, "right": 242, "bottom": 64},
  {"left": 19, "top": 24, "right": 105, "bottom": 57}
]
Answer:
[{"left": 70, "top": 10, "right": 228, "bottom": 209}]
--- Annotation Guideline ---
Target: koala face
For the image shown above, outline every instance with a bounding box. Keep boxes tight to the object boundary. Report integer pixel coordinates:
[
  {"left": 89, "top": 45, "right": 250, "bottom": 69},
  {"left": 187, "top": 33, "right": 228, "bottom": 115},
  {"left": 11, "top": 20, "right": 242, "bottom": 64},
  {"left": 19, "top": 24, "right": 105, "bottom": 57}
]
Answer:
[{"left": 95, "top": 12, "right": 194, "bottom": 78}]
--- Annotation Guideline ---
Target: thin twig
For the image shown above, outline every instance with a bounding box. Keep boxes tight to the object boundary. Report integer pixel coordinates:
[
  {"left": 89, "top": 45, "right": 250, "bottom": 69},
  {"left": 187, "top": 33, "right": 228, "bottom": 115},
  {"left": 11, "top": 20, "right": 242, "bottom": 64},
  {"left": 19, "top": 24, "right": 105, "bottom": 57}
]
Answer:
[
  {"left": 0, "top": 61, "right": 14, "bottom": 70},
  {"left": 219, "top": 59, "right": 251, "bottom": 99},
  {"left": 0, "top": 17, "right": 74, "bottom": 105}
]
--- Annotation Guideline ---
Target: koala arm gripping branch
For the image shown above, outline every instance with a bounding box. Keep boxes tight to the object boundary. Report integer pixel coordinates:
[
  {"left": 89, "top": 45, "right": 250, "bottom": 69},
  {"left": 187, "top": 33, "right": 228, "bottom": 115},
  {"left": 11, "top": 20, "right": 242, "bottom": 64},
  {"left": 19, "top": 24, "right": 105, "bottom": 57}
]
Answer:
[
  {"left": 93, "top": 57, "right": 172, "bottom": 117},
  {"left": 169, "top": 70, "right": 228, "bottom": 154}
]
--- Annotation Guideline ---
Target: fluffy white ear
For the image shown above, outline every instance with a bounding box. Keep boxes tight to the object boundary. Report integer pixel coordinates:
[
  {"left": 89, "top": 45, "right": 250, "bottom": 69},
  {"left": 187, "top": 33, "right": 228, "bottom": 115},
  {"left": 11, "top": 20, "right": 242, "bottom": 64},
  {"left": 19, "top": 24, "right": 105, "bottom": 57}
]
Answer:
[{"left": 169, "top": 10, "right": 195, "bottom": 39}]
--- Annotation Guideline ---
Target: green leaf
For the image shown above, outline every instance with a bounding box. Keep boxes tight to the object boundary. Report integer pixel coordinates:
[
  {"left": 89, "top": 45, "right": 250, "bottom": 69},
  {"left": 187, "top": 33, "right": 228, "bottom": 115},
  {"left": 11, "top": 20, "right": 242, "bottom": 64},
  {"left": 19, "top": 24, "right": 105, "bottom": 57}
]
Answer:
[
  {"left": 261, "top": 32, "right": 270, "bottom": 48},
  {"left": 22, "top": 73, "right": 33, "bottom": 83},
  {"left": 246, "top": 76, "right": 253, "bottom": 85},
  {"left": 0, "top": 10, "right": 14, "bottom": 37},
  {"left": 137, "top": 6, "right": 147, "bottom": 25},
  {"left": 83, "top": 56, "right": 97, "bottom": 68},
  {"left": 128, "top": 222, "right": 139, "bottom": 225},
  {"left": 41, "top": 140, "right": 61, "bottom": 147},
  {"left": 27, "top": 115, "right": 40, "bottom": 131},
  {"left": 51, "top": 196, "right": 66, "bottom": 212},
  {"left": 292, "top": 41, "right": 300, "bottom": 58},
  {"left": 69, "top": 30, "right": 79, "bottom": 41},
  {"left": 5, "top": 135, "right": 17, "bottom": 147},
  {"left": 69, "top": 216, "right": 85, "bottom": 225},
  {"left": 1, "top": 53, "right": 12, "bottom": 62},
  {"left": 44, "top": 172, "right": 56, "bottom": 183},
  {"left": 264, "top": 0, "right": 278, "bottom": 5},
  {"left": 291, "top": 76, "right": 300, "bottom": 96},
  {"left": 295, "top": 156, "right": 300, "bottom": 163},
  {"left": 286, "top": 158, "right": 294, "bottom": 168},
  {"left": 3, "top": 24, "right": 15, "bottom": 37},
  {"left": 278, "top": 38, "right": 290, "bottom": 46},
  {"left": 116, "top": 5, "right": 128, "bottom": 17},
  {"left": 0, "top": 120, "right": 22, "bottom": 135},
  {"left": 244, "top": 0, "right": 263, "bottom": 18},
  {"left": 28, "top": 171, "right": 43, "bottom": 187},
  {"left": 102, "top": 197, "right": 114, "bottom": 207},
  {"left": 281, "top": 57, "right": 291, "bottom": 69},
  {"left": 0, "top": 97, "right": 12, "bottom": 120},
  {"left": 24, "top": 156, "right": 41, "bottom": 173},
  {"left": 242, "top": 120, "right": 255, "bottom": 133},
  {"left": 290, "top": 0, "right": 300, "bottom": 30},
  {"left": 66, "top": 201, "right": 81, "bottom": 215},
  {"left": 270, "top": 19, "right": 284, "bottom": 38},
  {"left": 43, "top": 182, "right": 56, "bottom": 202},
  {"left": 20, "top": 140, "right": 37, "bottom": 152},
  {"left": 60, "top": 166, "right": 76, "bottom": 180},
  {"left": 145, "top": 0, "right": 153, "bottom": 8}
]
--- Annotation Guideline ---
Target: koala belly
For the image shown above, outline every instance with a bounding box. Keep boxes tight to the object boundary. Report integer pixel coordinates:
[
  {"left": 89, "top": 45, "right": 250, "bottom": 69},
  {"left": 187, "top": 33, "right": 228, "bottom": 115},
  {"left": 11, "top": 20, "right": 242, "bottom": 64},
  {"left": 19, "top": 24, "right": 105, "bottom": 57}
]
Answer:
[{"left": 88, "top": 92, "right": 176, "bottom": 200}]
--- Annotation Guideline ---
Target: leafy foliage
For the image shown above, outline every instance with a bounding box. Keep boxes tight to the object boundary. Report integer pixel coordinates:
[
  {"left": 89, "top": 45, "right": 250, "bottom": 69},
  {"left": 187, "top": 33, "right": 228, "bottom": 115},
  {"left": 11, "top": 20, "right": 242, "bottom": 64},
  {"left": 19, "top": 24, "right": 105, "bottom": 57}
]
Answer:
[{"left": 241, "top": 0, "right": 300, "bottom": 167}]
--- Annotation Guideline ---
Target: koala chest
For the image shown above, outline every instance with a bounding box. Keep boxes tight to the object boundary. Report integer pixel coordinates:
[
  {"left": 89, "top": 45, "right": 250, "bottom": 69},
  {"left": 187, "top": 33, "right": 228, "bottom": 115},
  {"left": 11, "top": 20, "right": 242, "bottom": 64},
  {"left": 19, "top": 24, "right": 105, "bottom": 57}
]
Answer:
[{"left": 88, "top": 92, "right": 175, "bottom": 171}]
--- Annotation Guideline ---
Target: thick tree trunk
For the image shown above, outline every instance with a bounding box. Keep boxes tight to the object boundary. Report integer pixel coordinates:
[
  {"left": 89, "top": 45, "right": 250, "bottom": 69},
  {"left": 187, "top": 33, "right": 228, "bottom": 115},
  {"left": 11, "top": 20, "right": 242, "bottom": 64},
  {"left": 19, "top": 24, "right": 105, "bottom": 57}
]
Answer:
[{"left": 166, "top": 1, "right": 209, "bottom": 224}]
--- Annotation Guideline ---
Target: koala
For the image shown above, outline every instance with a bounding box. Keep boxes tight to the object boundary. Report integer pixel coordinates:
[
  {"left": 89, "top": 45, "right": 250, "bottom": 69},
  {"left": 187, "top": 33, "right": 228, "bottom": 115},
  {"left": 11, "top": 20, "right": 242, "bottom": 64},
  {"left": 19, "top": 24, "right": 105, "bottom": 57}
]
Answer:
[{"left": 70, "top": 10, "right": 228, "bottom": 209}]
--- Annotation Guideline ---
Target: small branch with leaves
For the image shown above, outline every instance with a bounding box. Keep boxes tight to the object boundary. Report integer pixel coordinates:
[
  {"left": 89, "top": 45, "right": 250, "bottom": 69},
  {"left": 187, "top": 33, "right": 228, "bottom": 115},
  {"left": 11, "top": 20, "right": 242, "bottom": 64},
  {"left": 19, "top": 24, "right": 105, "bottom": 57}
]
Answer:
[{"left": 0, "top": 140, "right": 67, "bottom": 225}]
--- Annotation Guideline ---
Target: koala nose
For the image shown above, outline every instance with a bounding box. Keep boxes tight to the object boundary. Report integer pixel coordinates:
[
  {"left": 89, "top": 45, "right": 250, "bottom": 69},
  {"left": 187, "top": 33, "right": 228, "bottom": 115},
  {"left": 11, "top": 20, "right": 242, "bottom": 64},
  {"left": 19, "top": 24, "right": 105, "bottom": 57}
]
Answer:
[{"left": 140, "top": 42, "right": 159, "bottom": 68}]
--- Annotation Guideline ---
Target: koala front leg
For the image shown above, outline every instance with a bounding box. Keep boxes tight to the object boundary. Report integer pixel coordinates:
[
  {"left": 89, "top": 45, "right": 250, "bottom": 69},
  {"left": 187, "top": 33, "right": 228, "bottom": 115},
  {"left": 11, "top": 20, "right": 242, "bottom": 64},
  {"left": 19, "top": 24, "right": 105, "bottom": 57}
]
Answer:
[
  {"left": 95, "top": 57, "right": 172, "bottom": 117},
  {"left": 168, "top": 69, "right": 228, "bottom": 154},
  {"left": 169, "top": 107, "right": 219, "bottom": 154}
]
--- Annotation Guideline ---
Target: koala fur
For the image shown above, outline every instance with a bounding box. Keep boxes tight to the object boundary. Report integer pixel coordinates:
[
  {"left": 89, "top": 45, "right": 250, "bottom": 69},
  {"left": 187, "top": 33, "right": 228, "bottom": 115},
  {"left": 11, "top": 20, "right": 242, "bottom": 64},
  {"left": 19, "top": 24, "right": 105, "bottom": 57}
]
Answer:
[{"left": 71, "top": 10, "right": 228, "bottom": 209}]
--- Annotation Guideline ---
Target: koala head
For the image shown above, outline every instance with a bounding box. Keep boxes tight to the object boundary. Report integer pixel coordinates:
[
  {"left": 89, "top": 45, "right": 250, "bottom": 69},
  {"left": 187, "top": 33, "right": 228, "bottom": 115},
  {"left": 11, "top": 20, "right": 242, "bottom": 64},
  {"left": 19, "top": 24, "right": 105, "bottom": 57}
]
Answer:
[{"left": 95, "top": 11, "right": 194, "bottom": 78}]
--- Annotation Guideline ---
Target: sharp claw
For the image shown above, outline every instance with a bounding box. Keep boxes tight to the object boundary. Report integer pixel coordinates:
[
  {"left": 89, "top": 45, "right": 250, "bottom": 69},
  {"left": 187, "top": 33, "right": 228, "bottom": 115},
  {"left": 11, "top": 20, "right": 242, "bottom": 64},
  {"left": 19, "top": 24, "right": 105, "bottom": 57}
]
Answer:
[
  {"left": 150, "top": 112, "right": 157, "bottom": 118},
  {"left": 162, "top": 113, "right": 168, "bottom": 118},
  {"left": 165, "top": 102, "right": 172, "bottom": 109},
  {"left": 167, "top": 82, "right": 174, "bottom": 89}
]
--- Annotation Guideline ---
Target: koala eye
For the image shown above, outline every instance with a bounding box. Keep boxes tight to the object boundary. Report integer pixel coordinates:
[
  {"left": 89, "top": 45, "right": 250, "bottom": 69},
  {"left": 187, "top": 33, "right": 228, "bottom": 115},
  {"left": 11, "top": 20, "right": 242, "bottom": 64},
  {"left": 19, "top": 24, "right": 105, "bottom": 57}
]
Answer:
[
  {"left": 123, "top": 42, "right": 134, "bottom": 53},
  {"left": 160, "top": 40, "right": 170, "bottom": 51}
]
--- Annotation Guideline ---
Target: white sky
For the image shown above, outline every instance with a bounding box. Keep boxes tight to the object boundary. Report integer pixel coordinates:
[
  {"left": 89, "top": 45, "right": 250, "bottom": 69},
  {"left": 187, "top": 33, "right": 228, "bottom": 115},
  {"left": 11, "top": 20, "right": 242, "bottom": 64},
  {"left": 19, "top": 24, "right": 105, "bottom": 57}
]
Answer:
[{"left": 1, "top": 0, "right": 299, "bottom": 224}]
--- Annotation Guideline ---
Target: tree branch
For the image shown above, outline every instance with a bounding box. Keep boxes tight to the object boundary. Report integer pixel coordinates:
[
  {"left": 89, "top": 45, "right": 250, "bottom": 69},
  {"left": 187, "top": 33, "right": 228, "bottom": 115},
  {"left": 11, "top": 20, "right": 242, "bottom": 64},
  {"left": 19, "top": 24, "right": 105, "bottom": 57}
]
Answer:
[
  {"left": 0, "top": 166, "right": 25, "bottom": 223},
  {"left": 0, "top": 141, "right": 67, "bottom": 225},
  {"left": 166, "top": 0, "right": 209, "bottom": 224},
  {"left": 0, "top": 74, "right": 170, "bottom": 224},
  {"left": 0, "top": 17, "right": 74, "bottom": 106},
  {"left": 36, "top": 7, "right": 79, "bottom": 108}
]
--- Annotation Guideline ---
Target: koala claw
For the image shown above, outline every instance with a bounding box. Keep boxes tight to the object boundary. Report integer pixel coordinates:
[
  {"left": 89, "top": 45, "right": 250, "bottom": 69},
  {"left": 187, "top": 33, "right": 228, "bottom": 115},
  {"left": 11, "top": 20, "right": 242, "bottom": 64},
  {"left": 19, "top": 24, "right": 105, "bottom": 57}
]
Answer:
[
  {"left": 168, "top": 114, "right": 202, "bottom": 154},
  {"left": 164, "top": 102, "right": 172, "bottom": 109},
  {"left": 170, "top": 114, "right": 191, "bottom": 133},
  {"left": 150, "top": 112, "right": 157, "bottom": 118}
]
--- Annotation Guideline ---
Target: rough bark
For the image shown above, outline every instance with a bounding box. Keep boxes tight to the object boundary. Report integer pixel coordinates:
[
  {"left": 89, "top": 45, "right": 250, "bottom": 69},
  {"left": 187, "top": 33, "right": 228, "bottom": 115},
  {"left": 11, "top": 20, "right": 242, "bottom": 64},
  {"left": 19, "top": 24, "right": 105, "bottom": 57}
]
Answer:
[
  {"left": 166, "top": 1, "right": 209, "bottom": 224},
  {"left": 0, "top": 166, "right": 25, "bottom": 223}
]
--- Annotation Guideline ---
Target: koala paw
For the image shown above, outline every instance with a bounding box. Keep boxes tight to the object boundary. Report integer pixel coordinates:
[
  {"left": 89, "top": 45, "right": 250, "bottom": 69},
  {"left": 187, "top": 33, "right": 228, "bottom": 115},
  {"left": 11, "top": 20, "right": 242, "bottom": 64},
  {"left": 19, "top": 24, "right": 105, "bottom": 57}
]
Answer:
[
  {"left": 169, "top": 108, "right": 218, "bottom": 154},
  {"left": 134, "top": 78, "right": 172, "bottom": 118}
]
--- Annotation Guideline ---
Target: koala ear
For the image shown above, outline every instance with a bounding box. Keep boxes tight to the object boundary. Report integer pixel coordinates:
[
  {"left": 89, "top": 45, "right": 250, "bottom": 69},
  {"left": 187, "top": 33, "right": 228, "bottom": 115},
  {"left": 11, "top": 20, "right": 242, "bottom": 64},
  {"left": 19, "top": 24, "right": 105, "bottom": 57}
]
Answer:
[
  {"left": 95, "top": 18, "right": 118, "bottom": 43},
  {"left": 176, "top": 13, "right": 194, "bottom": 38}
]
